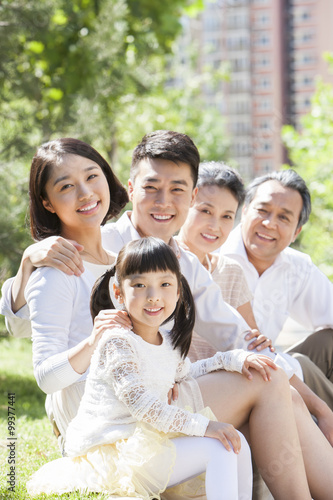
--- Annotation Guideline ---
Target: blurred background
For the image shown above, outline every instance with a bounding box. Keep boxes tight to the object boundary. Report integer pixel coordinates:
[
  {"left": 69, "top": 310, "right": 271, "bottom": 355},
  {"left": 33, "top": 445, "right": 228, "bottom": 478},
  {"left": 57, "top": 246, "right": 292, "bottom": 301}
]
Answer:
[{"left": 1, "top": 0, "right": 333, "bottom": 325}]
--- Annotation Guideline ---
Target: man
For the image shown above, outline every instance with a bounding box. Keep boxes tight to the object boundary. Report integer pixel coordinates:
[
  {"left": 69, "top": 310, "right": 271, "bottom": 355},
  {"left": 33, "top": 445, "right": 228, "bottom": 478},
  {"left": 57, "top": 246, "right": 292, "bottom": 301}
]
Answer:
[
  {"left": 221, "top": 169, "right": 333, "bottom": 411},
  {"left": 1, "top": 130, "right": 270, "bottom": 354}
]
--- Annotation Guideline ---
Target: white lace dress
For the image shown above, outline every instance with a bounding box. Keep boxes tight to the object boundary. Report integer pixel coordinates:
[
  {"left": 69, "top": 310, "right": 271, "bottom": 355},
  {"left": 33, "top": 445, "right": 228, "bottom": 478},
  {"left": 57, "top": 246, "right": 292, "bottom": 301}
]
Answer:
[{"left": 27, "top": 327, "right": 248, "bottom": 499}]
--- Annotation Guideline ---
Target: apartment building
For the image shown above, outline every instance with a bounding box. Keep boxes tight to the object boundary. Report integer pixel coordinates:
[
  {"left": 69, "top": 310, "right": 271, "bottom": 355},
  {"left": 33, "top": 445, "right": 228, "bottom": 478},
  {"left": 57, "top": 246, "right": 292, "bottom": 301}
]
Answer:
[{"left": 176, "top": 0, "right": 333, "bottom": 179}]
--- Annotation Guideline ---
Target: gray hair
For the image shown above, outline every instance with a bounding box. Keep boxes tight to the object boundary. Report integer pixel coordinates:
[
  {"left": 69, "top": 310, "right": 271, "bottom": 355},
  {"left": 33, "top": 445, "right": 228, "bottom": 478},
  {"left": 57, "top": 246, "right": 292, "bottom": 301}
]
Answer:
[
  {"left": 197, "top": 161, "right": 245, "bottom": 206},
  {"left": 245, "top": 169, "right": 311, "bottom": 228}
]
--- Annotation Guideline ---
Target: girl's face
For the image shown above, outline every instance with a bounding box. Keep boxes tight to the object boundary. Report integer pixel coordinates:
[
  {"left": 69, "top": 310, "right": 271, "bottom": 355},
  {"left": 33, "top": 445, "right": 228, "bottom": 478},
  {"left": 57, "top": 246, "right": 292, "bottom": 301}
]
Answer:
[
  {"left": 115, "top": 270, "right": 180, "bottom": 336},
  {"left": 180, "top": 185, "right": 239, "bottom": 257},
  {"left": 42, "top": 154, "right": 110, "bottom": 237}
]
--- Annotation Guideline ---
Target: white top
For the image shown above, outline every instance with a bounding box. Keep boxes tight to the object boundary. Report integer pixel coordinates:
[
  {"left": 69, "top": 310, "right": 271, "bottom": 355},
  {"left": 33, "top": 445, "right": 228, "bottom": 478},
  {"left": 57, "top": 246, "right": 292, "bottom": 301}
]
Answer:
[
  {"left": 23, "top": 261, "right": 110, "bottom": 394},
  {"left": 65, "top": 327, "right": 248, "bottom": 457},
  {"left": 221, "top": 224, "right": 333, "bottom": 343}
]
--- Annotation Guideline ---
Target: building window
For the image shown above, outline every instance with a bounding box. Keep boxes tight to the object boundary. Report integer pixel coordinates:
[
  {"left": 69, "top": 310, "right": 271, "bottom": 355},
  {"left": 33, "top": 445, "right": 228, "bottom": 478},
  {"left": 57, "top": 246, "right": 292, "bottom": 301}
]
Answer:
[
  {"left": 254, "top": 11, "right": 270, "bottom": 28},
  {"left": 253, "top": 31, "right": 271, "bottom": 48}
]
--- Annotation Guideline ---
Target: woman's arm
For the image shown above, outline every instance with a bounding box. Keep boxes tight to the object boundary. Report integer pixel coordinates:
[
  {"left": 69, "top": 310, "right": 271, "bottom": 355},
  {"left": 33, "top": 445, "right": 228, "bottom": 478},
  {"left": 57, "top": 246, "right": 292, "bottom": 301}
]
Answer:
[{"left": 27, "top": 267, "right": 91, "bottom": 393}]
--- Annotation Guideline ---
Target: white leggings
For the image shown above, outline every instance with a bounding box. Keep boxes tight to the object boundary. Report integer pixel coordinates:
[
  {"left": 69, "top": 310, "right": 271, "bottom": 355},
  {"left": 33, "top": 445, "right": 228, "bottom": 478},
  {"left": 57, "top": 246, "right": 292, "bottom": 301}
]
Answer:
[{"left": 167, "top": 433, "right": 252, "bottom": 500}]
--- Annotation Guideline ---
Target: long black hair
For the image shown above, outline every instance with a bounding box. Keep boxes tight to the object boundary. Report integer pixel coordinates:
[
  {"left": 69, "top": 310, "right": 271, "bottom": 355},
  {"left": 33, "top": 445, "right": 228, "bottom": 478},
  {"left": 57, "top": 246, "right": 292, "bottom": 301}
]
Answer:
[
  {"left": 29, "top": 138, "right": 128, "bottom": 240},
  {"left": 90, "top": 237, "right": 195, "bottom": 358}
]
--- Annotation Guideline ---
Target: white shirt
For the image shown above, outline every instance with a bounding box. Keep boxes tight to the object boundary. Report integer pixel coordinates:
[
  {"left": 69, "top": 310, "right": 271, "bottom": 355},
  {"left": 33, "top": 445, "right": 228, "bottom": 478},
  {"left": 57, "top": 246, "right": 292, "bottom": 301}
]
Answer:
[{"left": 221, "top": 224, "right": 333, "bottom": 344}]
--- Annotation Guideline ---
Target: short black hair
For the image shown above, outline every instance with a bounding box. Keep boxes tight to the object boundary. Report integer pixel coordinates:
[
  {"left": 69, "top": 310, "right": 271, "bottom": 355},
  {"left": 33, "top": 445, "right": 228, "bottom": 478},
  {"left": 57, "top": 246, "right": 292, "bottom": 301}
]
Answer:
[{"left": 131, "top": 130, "right": 200, "bottom": 187}]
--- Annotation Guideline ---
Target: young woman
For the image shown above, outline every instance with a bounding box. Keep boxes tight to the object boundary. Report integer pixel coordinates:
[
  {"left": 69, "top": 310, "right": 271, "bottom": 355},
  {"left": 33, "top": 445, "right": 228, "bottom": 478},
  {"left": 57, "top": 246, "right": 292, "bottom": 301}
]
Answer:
[
  {"left": 21, "top": 138, "right": 131, "bottom": 450},
  {"left": 27, "top": 237, "right": 260, "bottom": 499}
]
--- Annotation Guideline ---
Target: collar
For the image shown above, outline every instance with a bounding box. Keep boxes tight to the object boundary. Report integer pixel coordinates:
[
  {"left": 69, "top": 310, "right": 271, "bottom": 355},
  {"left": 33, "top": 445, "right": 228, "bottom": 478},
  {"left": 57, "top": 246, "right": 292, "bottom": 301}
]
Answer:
[{"left": 115, "top": 211, "right": 141, "bottom": 242}]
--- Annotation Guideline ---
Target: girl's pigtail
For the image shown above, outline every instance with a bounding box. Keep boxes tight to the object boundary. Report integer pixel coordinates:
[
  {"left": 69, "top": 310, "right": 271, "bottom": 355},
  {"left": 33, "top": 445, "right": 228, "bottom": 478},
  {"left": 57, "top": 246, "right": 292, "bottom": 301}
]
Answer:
[
  {"left": 170, "top": 274, "right": 195, "bottom": 358},
  {"left": 90, "top": 265, "right": 117, "bottom": 320}
]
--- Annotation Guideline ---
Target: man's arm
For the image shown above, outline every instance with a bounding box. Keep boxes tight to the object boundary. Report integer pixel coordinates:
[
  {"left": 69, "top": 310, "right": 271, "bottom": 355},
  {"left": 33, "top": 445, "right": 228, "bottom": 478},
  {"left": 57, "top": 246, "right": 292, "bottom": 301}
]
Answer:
[{"left": 11, "top": 237, "right": 84, "bottom": 313}]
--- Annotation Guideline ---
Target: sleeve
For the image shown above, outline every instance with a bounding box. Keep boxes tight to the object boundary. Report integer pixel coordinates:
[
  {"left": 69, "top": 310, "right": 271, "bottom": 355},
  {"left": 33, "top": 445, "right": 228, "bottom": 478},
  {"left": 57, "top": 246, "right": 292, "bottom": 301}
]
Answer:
[
  {"left": 0, "top": 278, "right": 32, "bottom": 338},
  {"left": 25, "top": 268, "right": 84, "bottom": 394},
  {"left": 180, "top": 249, "right": 250, "bottom": 351},
  {"left": 213, "top": 257, "right": 252, "bottom": 310},
  {"left": 175, "top": 349, "right": 249, "bottom": 381},
  {"left": 99, "top": 335, "right": 209, "bottom": 437},
  {"left": 289, "top": 262, "right": 333, "bottom": 331}
]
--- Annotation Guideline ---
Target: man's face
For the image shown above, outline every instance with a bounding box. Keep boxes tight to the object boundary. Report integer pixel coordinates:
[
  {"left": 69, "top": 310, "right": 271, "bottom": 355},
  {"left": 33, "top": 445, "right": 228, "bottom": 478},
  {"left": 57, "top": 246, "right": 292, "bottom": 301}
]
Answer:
[
  {"left": 128, "top": 158, "right": 197, "bottom": 243},
  {"left": 241, "top": 180, "right": 303, "bottom": 273}
]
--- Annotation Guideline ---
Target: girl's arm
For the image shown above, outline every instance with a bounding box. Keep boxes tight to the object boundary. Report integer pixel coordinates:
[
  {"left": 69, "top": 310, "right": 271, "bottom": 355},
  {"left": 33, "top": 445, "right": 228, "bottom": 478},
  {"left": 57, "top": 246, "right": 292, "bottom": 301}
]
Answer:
[{"left": 176, "top": 350, "right": 277, "bottom": 382}]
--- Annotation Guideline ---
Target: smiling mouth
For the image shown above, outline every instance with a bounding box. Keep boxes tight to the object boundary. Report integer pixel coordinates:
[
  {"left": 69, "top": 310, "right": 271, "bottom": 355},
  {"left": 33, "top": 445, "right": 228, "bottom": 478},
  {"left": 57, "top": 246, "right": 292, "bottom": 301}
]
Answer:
[
  {"left": 77, "top": 201, "right": 99, "bottom": 213},
  {"left": 144, "top": 307, "right": 163, "bottom": 316},
  {"left": 256, "top": 232, "right": 275, "bottom": 241},
  {"left": 151, "top": 214, "right": 174, "bottom": 222},
  {"left": 201, "top": 233, "right": 218, "bottom": 241}
]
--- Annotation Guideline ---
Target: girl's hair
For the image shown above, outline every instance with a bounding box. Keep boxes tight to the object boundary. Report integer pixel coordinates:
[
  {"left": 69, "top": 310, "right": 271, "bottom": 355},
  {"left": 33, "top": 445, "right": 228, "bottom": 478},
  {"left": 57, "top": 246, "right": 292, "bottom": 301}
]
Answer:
[
  {"left": 90, "top": 237, "right": 195, "bottom": 358},
  {"left": 29, "top": 138, "right": 129, "bottom": 240},
  {"left": 197, "top": 161, "right": 245, "bottom": 206}
]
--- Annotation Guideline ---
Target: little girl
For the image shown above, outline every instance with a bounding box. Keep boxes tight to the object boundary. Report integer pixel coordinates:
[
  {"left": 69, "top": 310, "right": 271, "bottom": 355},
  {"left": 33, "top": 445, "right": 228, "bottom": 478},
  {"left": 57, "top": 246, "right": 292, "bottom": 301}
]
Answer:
[{"left": 27, "top": 237, "right": 278, "bottom": 499}]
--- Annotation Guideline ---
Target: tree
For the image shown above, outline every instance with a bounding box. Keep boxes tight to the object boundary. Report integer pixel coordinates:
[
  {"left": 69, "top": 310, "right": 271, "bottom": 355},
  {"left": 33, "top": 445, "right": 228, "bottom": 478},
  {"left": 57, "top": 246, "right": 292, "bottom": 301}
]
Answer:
[
  {"left": 1, "top": 0, "right": 231, "bottom": 286},
  {"left": 282, "top": 56, "right": 333, "bottom": 279}
]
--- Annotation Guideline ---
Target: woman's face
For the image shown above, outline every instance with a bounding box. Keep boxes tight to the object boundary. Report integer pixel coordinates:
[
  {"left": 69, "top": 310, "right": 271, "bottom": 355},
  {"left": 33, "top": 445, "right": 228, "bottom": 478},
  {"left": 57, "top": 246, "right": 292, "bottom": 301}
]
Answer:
[
  {"left": 180, "top": 185, "right": 239, "bottom": 256},
  {"left": 41, "top": 154, "right": 110, "bottom": 237}
]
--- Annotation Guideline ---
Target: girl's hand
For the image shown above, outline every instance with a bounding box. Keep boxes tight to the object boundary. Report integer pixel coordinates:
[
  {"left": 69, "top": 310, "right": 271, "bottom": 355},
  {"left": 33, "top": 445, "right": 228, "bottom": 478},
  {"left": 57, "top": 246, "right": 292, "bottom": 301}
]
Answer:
[
  {"left": 88, "top": 309, "right": 133, "bottom": 346},
  {"left": 242, "top": 354, "right": 278, "bottom": 382},
  {"left": 205, "top": 421, "right": 241, "bottom": 453}
]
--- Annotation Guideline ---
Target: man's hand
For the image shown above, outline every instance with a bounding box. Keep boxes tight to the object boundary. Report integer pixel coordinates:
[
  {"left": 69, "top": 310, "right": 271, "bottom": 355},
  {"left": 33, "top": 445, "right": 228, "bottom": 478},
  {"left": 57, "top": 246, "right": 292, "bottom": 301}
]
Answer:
[
  {"left": 25, "top": 236, "right": 85, "bottom": 276},
  {"left": 245, "top": 329, "right": 275, "bottom": 352},
  {"left": 242, "top": 353, "right": 278, "bottom": 382},
  {"left": 168, "top": 382, "right": 180, "bottom": 404}
]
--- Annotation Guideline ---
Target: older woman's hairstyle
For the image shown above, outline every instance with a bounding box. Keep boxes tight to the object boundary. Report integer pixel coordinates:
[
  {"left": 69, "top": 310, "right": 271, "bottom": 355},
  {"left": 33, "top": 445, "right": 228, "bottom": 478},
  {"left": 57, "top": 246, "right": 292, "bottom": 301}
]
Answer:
[
  {"left": 29, "top": 138, "right": 128, "bottom": 240},
  {"left": 197, "top": 161, "right": 245, "bottom": 206},
  {"left": 130, "top": 130, "right": 200, "bottom": 187},
  {"left": 90, "top": 237, "right": 195, "bottom": 358},
  {"left": 245, "top": 169, "right": 311, "bottom": 228}
]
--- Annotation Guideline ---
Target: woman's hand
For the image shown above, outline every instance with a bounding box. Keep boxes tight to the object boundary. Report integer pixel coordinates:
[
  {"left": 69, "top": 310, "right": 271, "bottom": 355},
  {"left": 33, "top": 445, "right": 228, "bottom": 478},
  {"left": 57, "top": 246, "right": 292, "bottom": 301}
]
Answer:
[
  {"left": 88, "top": 309, "right": 133, "bottom": 346},
  {"left": 242, "top": 354, "right": 278, "bottom": 381},
  {"left": 245, "top": 329, "right": 275, "bottom": 352},
  {"left": 205, "top": 421, "right": 241, "bottom": 453}
]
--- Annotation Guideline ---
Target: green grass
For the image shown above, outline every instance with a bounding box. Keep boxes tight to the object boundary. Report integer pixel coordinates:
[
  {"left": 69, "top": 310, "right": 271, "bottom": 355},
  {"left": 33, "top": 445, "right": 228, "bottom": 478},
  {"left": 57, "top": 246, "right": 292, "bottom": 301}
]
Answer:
[{"left": 0, "top": 336, "right": 110, "bottom": 499}]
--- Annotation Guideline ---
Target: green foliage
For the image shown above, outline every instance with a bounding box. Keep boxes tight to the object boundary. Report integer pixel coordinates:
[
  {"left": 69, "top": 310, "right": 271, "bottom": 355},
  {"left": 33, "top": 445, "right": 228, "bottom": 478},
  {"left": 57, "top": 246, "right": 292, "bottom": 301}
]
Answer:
[
  {"left": 0, "top": 0, "right": 230, "bottom": 291},
  {"left": 282, "top": 68, "right": 333, "bottom": 279}
]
